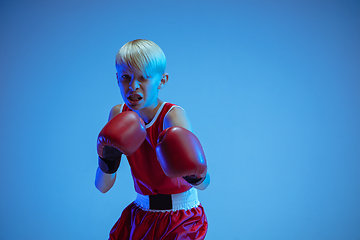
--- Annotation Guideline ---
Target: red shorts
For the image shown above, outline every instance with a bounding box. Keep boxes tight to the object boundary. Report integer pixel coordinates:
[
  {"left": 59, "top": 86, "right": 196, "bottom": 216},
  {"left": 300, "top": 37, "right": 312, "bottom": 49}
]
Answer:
[{"left": 109, "top": 202, "right": 208, "bottom": 240}]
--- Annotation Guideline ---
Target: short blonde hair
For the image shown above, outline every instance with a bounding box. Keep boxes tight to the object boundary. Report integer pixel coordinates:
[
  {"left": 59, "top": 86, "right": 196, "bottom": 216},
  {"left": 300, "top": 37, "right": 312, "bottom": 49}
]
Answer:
[{"left": 115, "top": 39, "right": 166, "bottom": 77}]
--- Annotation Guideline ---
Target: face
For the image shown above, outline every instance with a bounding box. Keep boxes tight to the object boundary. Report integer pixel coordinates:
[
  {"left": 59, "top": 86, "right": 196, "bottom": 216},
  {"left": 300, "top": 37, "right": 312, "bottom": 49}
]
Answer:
[{"left": 116, "top": 68, "right": 167, "bottom": 111}]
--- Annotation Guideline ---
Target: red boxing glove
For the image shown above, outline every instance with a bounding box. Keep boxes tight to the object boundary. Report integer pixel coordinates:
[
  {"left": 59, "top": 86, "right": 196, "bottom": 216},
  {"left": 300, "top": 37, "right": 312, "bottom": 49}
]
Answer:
[
  {"left": 155, "top": 126, "right": 207, "bottom": 179},
  {"left": 97, "top": 111, "right": 146, "bottom": 157}
]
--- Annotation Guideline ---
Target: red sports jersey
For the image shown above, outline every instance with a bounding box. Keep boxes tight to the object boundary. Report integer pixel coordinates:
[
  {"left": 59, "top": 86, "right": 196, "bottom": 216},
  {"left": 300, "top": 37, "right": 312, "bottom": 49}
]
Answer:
[{"left": 121, "top": 102, "right": 192, "bottom": 195}]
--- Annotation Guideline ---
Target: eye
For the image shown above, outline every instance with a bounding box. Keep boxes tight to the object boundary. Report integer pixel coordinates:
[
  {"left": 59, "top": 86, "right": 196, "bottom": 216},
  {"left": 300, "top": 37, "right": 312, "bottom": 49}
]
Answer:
[
  {"left": 120, "top": 74, "right": 131, "bottom": 81},
  {"left": 140, "top": 75, "right": 151, "bottom": 82}
]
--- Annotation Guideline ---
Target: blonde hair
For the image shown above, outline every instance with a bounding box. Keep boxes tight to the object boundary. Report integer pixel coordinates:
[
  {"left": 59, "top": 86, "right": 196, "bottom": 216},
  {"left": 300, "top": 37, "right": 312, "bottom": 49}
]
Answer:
[{"left": 115, "top": 39, "right": 166, "bottom": 77}]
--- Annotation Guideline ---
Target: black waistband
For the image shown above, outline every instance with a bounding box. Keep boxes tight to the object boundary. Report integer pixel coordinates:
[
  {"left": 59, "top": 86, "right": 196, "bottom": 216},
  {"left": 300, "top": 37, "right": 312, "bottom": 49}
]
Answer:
[{"left": 149, "top": 194, "right": 172, "bottom": 210}]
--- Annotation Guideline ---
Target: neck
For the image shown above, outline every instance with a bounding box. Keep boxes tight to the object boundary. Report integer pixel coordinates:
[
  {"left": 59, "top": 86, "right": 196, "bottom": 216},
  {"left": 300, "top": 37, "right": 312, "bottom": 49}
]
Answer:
[{"left": 135, "top": 99, "right": 163, "bottom": 124}]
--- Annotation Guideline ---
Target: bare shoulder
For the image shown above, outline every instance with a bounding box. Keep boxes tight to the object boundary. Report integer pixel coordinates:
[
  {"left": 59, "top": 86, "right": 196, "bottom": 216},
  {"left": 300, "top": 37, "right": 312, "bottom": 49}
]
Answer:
[
  {"left": 108, "top": 104, "right": 122, "bottom": 121},
  {"left": 164, "top": 106, "right": 192, "bottom": 132}
]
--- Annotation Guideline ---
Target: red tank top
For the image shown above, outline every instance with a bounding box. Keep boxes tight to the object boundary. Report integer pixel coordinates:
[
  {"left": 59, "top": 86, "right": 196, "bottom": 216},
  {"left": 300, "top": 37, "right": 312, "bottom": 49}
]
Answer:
[{"left": 121, "top": 102, "right": 191, "bottom": 195}]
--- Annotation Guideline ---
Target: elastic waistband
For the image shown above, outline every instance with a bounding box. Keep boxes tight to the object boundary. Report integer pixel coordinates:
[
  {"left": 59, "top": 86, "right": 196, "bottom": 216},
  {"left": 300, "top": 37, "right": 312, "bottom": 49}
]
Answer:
[{"left": 134, "top": 188, "right": 200, "bottom": 212}]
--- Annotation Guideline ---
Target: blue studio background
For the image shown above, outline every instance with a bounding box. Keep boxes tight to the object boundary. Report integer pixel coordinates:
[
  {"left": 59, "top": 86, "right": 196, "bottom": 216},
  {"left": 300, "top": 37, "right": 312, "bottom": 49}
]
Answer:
[{"left": 1, "top": 0, "right": 359, "bottom": 239}]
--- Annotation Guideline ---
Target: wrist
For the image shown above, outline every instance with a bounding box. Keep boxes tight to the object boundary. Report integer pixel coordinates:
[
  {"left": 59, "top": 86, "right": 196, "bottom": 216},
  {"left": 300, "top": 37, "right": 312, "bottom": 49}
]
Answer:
[
  {"left": 183, "top": 172, "right": 210, "bottom": 190},
  {"left": 98, "top": 156, "right": 121, "bottom": 174},
  {"left": 193, "top": 173, "right": 210, "bottom": 190}
]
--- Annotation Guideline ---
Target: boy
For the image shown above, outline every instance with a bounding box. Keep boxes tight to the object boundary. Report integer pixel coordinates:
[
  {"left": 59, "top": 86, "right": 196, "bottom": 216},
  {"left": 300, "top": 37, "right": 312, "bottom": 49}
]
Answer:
[{"left": 95, "top": 39, "right": 210, "bottom": 240}]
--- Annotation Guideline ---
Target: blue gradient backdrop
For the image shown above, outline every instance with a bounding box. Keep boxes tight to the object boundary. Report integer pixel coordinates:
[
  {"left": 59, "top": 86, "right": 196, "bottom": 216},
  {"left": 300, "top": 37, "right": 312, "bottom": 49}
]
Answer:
[{"left": 1, "top": 0, "right": 359, "bottom": 239}]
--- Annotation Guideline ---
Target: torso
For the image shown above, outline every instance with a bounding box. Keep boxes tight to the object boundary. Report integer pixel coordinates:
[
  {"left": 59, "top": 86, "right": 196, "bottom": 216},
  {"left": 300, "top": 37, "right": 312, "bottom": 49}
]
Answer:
[{"left": 119, "top": 102, "right": 192, "bottom": 195}]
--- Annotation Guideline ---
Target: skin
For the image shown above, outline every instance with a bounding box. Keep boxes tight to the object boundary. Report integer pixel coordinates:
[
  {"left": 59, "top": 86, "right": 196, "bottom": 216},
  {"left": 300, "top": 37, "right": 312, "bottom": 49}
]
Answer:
[{"left": 95, "top": 68, "right": 194, "bottom": 193}]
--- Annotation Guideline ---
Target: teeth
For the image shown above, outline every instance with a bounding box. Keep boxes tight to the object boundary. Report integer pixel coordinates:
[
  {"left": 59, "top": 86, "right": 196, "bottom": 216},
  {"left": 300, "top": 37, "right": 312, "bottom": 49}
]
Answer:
[{"left": 129, "top": 95, "right": 141, "bottom": 101}]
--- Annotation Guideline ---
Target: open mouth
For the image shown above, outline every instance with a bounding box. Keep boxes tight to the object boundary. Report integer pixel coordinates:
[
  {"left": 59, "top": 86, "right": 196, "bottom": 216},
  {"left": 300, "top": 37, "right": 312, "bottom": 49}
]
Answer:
[{"left": 127, "top": 94, "right": 143, "bottom": 102}]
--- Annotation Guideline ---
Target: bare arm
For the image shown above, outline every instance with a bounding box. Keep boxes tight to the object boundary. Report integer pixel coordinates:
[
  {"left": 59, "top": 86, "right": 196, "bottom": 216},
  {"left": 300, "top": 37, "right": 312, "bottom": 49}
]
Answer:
[
  {"left": 95, "top": 167, "right": 117, "bottom": 193},
  {"left": 95, "top": 105, "right": 122, "bottom": 193},
  {"left": 163, "top": 106, "right": 210, "bottom": 190},
  {"left": 163, "top": 106, "right": 192, "bottom": 132}
]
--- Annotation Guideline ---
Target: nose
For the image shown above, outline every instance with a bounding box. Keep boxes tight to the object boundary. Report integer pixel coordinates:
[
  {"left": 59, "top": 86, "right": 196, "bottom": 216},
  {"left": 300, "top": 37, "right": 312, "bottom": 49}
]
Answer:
[{"left": 129, "top": 78, "right": 140, "bottom": 91}]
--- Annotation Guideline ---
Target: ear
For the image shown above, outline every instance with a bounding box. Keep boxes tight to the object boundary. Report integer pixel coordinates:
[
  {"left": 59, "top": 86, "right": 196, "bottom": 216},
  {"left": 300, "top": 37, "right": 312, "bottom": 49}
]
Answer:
[
  {"left": 158, "top": 73, "right": 169, "bottom": 89},
  {"left": 116, "top": 72, "right": 119, "bottom": 84}
]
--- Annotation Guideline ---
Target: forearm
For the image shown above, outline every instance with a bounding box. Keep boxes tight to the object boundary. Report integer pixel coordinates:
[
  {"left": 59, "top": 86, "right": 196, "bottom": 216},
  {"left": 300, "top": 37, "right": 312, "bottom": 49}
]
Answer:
[
  {"left": 193, "top": 172, "right": 210, "bottom": 190},
  {"left": 183, "top": 172, "right": 210, "bottom": 190},
  {"left": 95, "top": 167, "right": 116, "bottom": 193}
]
